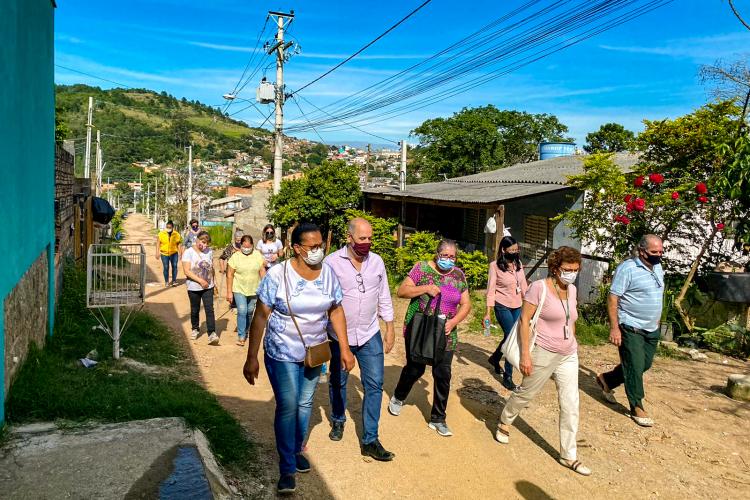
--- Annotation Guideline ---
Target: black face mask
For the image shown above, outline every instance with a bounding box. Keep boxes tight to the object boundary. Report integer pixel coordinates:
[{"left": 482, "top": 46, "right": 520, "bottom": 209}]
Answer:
[
  {"left": 191, "top": 225, "right": 199, "bottom": 231},
  {"left": 265, "top": 232, "right": 274, "bottom": 239},
  {"left": 505, "top": 252, "right": 520, "bottom": 261},
  {"left": 645, "top": 254, "right": 662, "bottom": 266}
]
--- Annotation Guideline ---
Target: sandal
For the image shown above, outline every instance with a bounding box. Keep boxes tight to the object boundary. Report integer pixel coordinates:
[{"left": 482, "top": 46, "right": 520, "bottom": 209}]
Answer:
[
  {"left": 559, "top": 458, "right": 592, "bottom": 476},
  {"left": 595, "top": 375, "right": 618, "bottom": 404},
  {"left": 236, "top": 339, "right": 246, "bottom": 347},
  {"left": 494, "top": 425, "right": 510, "bottom": 444},
  {"left": 631, "top": 414, "right": 654, "bottom": 427}
]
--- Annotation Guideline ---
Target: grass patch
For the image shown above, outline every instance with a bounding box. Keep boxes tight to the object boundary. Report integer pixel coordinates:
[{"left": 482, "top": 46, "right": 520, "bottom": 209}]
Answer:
[
  {"left": 188, "top": 116, "right": 250, "bottom": 138},
  {"left": 575, "top": 320, "right": 610, "bottom": 346},
  {"left": 5, "top": 263, "right": 255, "bottom": 470},
  {"left": 656, "top": 343, "right": 690, "bottom": 360},
  {"left": 207, "top": 225, "right": 233, "bottom": 249}
]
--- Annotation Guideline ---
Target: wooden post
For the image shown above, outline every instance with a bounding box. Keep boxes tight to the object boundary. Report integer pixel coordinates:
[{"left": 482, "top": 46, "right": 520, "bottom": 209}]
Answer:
[{"left": 492, "top": 205, "right": 505, "bottom": 261}]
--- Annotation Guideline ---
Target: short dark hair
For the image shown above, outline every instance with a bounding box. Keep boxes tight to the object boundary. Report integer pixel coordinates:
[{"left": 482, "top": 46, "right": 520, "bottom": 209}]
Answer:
[
  {"left": 166, "top": 220, "right": 174, "bottom": 227},
  {"left": 190, "top": 218, "right": 199, "bottom": 225},
  {"left": 291, "top": 222, "right": 321, "bottom": 246},
  {"left": 547, "top": 246, "right": 582, "bottom": 276},
  {"left": 240, "top": 234, "right": 254, "bottom": 245},
  {"left": 196, "top": 230, "right": 211, "bottom": 243}
]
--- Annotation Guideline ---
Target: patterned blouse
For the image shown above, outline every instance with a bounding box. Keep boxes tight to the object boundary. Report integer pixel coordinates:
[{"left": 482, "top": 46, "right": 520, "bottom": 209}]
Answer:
[
  {"left": 257, "top": 261, "right": 343, "bottom": 362},
  {"left": 404, "top": 261, "right": 469, "bottom": 350}
]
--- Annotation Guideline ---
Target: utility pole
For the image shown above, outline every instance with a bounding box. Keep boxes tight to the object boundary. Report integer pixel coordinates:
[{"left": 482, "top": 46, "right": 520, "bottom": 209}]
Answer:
[
  {"left": 186, "top": 145, "right": 193, "bottom": 224},
  {"left": 95, "top": 130, "right": 102, "bottom": 196},
  {"left": 146, "top": 183, "right": 150, "bottom": 218},
  {"left": 365, "top": 144, "right": 371, "bottom": 187},
  {"left": 398, "top": 140, "right": 407, "bottom": 247},
  {"left": 268, "top": 10, "right": 295, "bottom": 195},
  {"left": 154, "top": 177, "right": 158, "bottom": 228},
  {"left": 84, "top": 97, "right": 93, "bottom": 180}
]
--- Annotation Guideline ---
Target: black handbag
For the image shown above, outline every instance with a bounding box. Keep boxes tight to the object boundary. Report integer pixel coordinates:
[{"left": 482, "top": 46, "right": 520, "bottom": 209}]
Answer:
[{"left": 407, "top": 293, "right": 447, "bottom": 365}]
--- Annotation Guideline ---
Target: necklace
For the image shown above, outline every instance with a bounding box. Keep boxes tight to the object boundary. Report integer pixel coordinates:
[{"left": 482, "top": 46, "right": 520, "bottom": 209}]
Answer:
[{"left": 552, "top": 279, "right": 571, "bottom": 339}]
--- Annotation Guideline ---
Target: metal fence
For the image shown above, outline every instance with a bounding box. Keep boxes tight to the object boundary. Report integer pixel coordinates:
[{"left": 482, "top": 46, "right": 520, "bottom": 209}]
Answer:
[
  {"left": 86, "top": 244, "right": 146, "bottom": 308},
  {"left": 519, "top": 242, "right": 611, "bottom": 305}
]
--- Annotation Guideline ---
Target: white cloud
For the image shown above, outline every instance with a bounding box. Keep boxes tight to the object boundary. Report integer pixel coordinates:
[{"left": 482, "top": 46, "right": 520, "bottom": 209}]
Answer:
[
  {"left": 55, "top": 33, "right": 83, "bottom": 44},
  {"left": 599, "top": 32, "right": 750, "bottom": 62},
  {"left": 187, "top": 41, "right": 260, "bottom": 53}
]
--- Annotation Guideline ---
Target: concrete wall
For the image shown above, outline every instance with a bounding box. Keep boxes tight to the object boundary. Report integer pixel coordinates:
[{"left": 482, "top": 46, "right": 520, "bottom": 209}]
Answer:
[
  {"left": 233, "top": 185, "right": 273, "bottom": 243},
  {"left": 0, "top": 0, "right": 56, "bottom": 421},
  {"left": 4, "top": 251, "right": 49, "bottom": 396}
]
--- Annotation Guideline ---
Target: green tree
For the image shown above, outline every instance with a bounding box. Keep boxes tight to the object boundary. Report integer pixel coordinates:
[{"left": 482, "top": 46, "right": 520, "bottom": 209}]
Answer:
[
  {"left": 229, "top": 176, "right": 249, "bottom": 187},
  {"left": 410, "top": 105, "right": 571, "bottom": 181},
  {"left": 268, "top": 160, "right": 362, "bottom": 234},
  {"left": 583, "top": 122, "right": 636, "bottom": 153}
]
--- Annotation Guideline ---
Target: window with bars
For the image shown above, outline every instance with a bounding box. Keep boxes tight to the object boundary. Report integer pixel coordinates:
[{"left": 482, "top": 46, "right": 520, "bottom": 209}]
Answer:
[{"left": 523, "top": 215, "right": 554, "bottom": 260}]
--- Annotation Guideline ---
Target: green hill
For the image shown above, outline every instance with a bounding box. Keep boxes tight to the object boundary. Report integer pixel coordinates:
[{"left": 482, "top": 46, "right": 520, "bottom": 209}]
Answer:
[{"left": 55, "top": 84, "right": 273, "bottom": 182}]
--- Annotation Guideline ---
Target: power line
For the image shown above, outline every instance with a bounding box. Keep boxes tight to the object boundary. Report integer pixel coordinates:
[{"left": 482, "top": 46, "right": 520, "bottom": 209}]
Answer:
[
  {"left": 55, "top": 64, "right": 134, "bottom": 88},
  {"left": 291, "top": 0, "right": 433, "bottom": 96},
  {"left": 297, "top": 95, "right": 398, "bottom": 145},
  {"left": 223, "top": 15, "right": 272, "bottom": 114},
  {"left": 291, "top": 95, "right": 327, "bottom": 145},
  {"left": 287, "top": 0, "right": 673, "bottom": 133}
]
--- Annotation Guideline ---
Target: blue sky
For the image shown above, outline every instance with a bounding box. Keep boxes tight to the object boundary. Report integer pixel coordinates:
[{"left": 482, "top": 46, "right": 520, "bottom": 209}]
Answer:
[{"left": 55, "top": 0, "right": 749, "bottom": 147}]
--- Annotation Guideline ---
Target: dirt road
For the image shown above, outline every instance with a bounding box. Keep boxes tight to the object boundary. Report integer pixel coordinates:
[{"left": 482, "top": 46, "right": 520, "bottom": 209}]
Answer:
[{"left": 126, "top": 214, "right": 750, "bottom": 499}]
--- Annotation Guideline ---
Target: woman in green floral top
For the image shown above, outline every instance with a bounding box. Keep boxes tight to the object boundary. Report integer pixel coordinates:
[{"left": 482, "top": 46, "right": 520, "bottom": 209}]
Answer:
[{"left": 387, "top": 239, "right": 471, "bottom": 437}]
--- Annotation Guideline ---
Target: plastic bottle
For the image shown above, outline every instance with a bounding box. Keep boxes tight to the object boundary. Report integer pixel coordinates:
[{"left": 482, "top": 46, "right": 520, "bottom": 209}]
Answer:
[
  {"left": 319, "top": 362, "right": 328, "bottom": 384},
  {"left": 484, "top": 319, "right": 491, "bottom": 337}
]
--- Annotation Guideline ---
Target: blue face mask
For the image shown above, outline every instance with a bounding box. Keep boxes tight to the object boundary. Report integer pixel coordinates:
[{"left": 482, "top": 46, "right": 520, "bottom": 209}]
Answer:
[{"left": 437, "top": 258, "right": 455, "bottom": 271}]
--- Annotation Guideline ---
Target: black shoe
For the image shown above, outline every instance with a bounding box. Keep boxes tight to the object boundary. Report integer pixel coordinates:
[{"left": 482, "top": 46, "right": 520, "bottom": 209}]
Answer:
[
  {"left": 329, "top": 421, "right": 344, "bottom": 441},
  {"left": 502, "top": 378, "right": 519, "bottom": 392},
  {"left": 361, "top": 439, "right": 395, "bottom": 462},
  {"left": 295, "top": 453, "right": 311, "bottom": 473},
  {"left": 277, "top": 474, "right": 296, "bottom": 494},
  {"left": 488, "top": 353, "right": 502, "bottom": 374}
]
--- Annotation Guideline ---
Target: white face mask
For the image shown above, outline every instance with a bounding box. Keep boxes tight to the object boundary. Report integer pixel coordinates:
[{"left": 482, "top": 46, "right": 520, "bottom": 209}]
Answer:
[
  {"left": 302, "top": 247, "right": 325, "bottom": 266},
  {"left": 559, "top": 270, "right": 578, "bottom": 285}
]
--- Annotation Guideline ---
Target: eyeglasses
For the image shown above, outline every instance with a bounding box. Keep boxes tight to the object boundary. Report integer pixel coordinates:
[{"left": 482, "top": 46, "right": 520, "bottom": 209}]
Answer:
[
  {"left": 297, "top": 244, "right": 323, "bottom": 252},
  {"left": 437, "top": 254, "right": 456, "bottom": 261},
  {"left": 355, "top": 273, "right": 365, "bottom": 293}
]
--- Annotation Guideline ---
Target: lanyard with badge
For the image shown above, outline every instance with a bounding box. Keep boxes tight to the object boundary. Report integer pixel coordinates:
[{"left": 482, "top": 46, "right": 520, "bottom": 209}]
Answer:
[{"left": 553, "top": 281, "right": 571, "bottom": 339}]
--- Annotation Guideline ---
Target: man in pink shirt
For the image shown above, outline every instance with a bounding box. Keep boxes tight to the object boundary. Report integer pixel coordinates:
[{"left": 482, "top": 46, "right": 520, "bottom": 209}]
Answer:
[{"left": 324, "top": 218, "right": 396, "bottom": 461}]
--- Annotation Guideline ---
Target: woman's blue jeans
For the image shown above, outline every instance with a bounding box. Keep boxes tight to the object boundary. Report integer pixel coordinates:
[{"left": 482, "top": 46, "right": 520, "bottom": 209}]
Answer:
[
  {"left": 264, "top": 354, "right": 322, "bottom": 475},
  {"left": 493, "top": 304, "right": 522, "bottom": 381},
  {"left": 160, "top": 253, "right": 178, "bottom": 283},
  {"left": 232, "top": 293, "right": 257, "bottom": 340}
]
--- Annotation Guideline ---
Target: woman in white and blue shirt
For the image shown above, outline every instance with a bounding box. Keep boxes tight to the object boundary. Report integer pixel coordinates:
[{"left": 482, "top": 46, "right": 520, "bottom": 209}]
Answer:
[{"left": 242, "top": 222, "right": 355, "bottom": 494}]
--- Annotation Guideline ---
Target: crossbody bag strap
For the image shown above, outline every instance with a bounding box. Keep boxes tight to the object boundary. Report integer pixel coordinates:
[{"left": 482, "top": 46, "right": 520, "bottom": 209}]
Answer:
[{"left": 284, "top": 261, "right": 308, "bottom": 349}]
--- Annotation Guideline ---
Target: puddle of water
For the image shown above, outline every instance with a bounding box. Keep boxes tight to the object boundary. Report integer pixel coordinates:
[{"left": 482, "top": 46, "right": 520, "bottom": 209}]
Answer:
[{"left": 158, "top": 446, "right": 213, "bottom": 500}]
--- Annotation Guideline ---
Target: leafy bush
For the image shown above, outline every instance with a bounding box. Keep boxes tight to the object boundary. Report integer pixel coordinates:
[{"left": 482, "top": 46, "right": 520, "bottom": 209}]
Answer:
[
  {"left": 679, "top": 323, "right": 750, "bottom": 358},
  {"left": 457, "top": 250, "right": 489, "bottom": 290},
  {"left": 332, "top": 209, "right": 398, "bottom": 275},
  {"left": 395, "top": 231, "right": 441, "bottom": 279},
  {"left": 109, "top": 210, "right": 125, "bottom": 240}
]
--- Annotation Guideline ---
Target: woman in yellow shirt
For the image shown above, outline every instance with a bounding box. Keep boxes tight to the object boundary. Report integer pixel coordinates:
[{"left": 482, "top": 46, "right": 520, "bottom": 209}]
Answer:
[
  {"left": 226, "top": 235, "right": 266, "bottom": 346},
  {"left": 155, "top": 220, "right": 182, "bottom": 287}
]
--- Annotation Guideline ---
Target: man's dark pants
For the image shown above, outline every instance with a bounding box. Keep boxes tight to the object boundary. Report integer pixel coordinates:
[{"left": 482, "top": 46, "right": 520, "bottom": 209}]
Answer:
[{"left": 602, "top": 324, "right": 660, "bottom": 412}]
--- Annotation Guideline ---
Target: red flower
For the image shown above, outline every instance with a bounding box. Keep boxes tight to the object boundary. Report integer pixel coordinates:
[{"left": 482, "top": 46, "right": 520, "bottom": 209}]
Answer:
[
  {"left": 671, "top": 191, "right": 679, "bottom": 200},
  {"left": 717, "top": 223, "right": 725, "bottom": 231},
  {"left": 695, "top": 182, "right": 708, "bottom": 194},
  {"left": 633, "top": 198, "right": 646, "bottom": 212},
  {"left": 620, "top": 215, "right": 631, "bottom": 225},
  {"left": 649, "top": 173, "right": 665, "bottom": 184},
  {"left": 624, "top": 194, "right": 633, "bottom": 203},
  {"left": 634, "top": 176, "right": 645, "bottom": 187},
  {"left": 698, "top": 195, "right": 709, "bottom": 204},
  {"left": 626, "top": 202, "right": 634, "bottom": 213}
]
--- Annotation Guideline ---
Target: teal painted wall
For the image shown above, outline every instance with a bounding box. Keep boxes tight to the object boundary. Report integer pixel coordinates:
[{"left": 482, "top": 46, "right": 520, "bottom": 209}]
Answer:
[{"left": 0, "top": 0, "right": 56, "bottom": 422}]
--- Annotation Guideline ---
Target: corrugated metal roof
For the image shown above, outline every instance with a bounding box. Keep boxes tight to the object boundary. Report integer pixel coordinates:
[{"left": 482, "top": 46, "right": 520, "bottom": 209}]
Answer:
[
  {"left": 364, "top": 152, "right": 639, "bottom": 205},
  {"left": 453, "top": 152, "right": 639, "bottom": 185}
]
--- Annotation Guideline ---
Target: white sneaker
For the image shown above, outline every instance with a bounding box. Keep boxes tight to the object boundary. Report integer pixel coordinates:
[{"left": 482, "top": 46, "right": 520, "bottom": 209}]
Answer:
[
  {"left": 428, "top": 421, "right": 453, "bottom": 437},
  {"left": 191, "top": 329, "right": 200, "bottom": 340},
  {"left": 388, "top": 396, "right": 404, "bottom": 416},
  {"left": 208, "top": 333, "right": 220, "bottom": 345}
]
